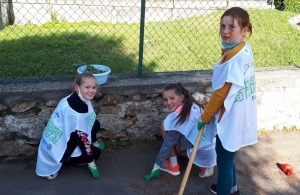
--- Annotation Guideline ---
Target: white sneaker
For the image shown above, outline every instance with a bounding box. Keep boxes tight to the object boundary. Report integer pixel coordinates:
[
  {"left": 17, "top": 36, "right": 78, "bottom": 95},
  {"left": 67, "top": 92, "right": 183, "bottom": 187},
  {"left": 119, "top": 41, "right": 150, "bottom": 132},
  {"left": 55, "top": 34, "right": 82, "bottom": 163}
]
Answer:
[
  {"left": 199, "top": 167, "right": 214, "bottom": 178},
  {"left": 46, "top": 172, "right": 58, "bottom": 180}
]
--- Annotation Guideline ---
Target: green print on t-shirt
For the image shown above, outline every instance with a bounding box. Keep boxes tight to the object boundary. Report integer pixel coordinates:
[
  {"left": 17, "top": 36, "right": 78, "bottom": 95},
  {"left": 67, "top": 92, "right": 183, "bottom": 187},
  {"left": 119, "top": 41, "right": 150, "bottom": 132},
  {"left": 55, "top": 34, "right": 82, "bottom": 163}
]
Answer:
[
  {"left": 201, "top": 125, "right": 207, "bottom": 142},
  {"left": 234, "top": 76, "right": 256, "bottom": 103},
  {"left": 44, "top": 119, "right": 63, "bottom": 144},
  {"left": 90, "top": 111, "right": 96, "bottom": 127}
]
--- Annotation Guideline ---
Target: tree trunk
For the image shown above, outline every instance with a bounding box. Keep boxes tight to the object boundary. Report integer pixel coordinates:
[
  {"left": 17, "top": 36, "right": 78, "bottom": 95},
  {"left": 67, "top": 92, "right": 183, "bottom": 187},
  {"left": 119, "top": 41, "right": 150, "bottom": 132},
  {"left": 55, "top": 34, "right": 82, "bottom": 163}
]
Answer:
[
  {"left": 226, "top": 0, "right": 231, "bottom": 9},
  {"left": 8, "top": 0, "right": 15, "bottom": 25}
]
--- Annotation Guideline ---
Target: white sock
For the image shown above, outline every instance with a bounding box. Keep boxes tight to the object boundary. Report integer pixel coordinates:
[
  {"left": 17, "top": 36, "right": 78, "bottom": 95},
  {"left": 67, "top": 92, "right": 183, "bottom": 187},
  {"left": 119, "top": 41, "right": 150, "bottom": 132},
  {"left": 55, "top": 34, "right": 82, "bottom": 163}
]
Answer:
[
  {"left": 231, "top": 185, "right": 238, "bottom": 193},
  {"left": 169, "top": 156, "right": 178, "bottom": 167}
]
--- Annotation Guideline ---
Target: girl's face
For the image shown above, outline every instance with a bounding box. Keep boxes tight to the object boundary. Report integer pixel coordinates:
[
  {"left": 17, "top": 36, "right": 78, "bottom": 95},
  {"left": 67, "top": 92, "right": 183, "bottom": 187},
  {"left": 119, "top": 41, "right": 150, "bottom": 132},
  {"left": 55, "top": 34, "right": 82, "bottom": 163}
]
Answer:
[
  {"left": 220, "top": 16, "right": 247, "bottom": 44},
  {"left": 163, "top": 89, "right": 184, "bottom": 112},
  {"left": 77, "top": 78, "right": 97, "bottom": 100}
]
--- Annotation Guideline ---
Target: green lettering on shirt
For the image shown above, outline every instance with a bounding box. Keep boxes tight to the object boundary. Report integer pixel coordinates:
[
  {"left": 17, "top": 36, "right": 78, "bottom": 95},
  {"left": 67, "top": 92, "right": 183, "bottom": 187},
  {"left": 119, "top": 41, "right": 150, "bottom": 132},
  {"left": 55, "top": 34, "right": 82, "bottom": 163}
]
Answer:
[
  {"left": 44, "top": 119, "right": 63, "bottom": 144},
  {"left": 234, "top": 76, "right": 256, "bottom": 102}
]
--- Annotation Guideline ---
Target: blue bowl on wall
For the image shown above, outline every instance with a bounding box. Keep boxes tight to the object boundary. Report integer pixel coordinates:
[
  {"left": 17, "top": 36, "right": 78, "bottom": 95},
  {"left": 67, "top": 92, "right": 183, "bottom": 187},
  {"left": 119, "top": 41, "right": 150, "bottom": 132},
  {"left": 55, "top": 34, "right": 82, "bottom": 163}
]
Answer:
[{"left": 77, "top": 64, "right": 111, "bottom": 85}]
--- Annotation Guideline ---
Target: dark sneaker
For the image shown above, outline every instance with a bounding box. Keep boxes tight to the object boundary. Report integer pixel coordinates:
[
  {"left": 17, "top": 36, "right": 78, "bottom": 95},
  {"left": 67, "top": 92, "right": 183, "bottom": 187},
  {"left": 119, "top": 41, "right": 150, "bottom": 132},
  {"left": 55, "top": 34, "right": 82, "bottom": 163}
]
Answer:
[
  {"left": 209, "top": 184, "right": 240, "bottom": 195},
  {"left": 209, "top": 184, "right": 217, "bottom": 194}
]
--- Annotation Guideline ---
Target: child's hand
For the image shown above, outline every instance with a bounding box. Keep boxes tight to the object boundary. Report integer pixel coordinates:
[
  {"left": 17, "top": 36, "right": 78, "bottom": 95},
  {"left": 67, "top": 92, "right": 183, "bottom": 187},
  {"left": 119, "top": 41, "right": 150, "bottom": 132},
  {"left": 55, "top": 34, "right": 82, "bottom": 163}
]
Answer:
[
  {"left": 88, "top": 161, "right": 100, "bottom": 179},
  {"left": 198, "top": 117, "right": 206, "bottom": 130},
  {"left": 143, "top": 163, "right": 160, "bottom": 181}
]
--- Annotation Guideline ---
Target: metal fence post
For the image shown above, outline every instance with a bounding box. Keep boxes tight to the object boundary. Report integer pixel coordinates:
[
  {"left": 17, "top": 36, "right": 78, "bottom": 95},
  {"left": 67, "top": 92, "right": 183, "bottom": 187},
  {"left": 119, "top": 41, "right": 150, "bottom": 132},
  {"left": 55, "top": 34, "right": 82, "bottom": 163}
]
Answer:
[
  {"left": 0, "top": 1, "right": 9, "bottom": 30},
  {"left": 138, "top": 0, "right": 146, "bottom": 78}
]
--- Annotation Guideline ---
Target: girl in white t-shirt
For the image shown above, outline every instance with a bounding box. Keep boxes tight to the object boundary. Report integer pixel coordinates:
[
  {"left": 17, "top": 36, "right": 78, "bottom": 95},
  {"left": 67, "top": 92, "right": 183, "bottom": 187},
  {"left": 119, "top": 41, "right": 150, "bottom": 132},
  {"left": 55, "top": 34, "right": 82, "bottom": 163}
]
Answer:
[
  {"left": 36, "top": 72, "right": 104, "bottom": 180},
  {"left": 197, "top": 7, "right": 258, "bottom": 195},
  {"left": 144, "top": 83, "right": 216, "bottom": 181}
]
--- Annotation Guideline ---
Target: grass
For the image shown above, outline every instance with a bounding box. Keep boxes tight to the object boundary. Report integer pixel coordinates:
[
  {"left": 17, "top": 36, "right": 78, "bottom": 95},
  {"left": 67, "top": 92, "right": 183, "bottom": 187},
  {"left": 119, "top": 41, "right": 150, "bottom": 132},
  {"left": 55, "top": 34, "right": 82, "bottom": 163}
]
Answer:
[
  {"left": 0, "top": 9, "right": 299, "bottom": 78},
  {"left": 101, "top": 139, "right": 131, "bottom": 157},
  {"left": 258, "top": 125, "right": 299, "bottom": 135},
  {"left": 283, "top": 125, "right": 298, "bottom": 132},
  {"left": 258, "top": 128, "right": 268, "bottom": 135}
]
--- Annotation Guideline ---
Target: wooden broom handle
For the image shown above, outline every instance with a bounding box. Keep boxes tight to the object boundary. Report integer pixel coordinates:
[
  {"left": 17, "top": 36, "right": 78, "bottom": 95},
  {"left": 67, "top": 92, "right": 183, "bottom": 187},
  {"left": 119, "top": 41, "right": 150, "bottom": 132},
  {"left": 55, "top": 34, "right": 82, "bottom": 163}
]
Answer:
[{"left": 178, "top": 125, "right": 205, "bottom": 195}]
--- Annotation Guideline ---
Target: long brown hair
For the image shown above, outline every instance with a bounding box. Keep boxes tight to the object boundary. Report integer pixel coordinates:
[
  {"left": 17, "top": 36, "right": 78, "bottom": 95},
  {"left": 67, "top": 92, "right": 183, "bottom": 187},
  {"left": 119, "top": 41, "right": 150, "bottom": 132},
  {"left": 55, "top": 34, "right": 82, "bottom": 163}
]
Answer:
[{"left": 163, "top": 83, "right": 202, "bottom": 126}]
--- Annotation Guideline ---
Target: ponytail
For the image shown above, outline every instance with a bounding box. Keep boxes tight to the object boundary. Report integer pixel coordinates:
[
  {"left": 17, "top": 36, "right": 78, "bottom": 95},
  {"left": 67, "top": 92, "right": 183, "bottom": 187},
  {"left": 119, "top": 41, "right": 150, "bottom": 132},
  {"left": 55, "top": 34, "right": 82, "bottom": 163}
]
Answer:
[{"left": 163, "top": 83, "right": 201, "bottom": 126}]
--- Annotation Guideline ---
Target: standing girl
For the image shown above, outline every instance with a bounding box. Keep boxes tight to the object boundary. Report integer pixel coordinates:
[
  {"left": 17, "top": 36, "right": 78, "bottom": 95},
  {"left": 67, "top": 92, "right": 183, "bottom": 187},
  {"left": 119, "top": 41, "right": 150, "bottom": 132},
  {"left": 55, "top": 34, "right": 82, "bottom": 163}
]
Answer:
[
  {"left": 197, "top": 7, "right": 258, "bottom": 195},
  {"left": 144, "top": 83, "right": 216, "bottom": 181},
  {"left": 36, "top": 72, "right": 104, "bottom": 180}
]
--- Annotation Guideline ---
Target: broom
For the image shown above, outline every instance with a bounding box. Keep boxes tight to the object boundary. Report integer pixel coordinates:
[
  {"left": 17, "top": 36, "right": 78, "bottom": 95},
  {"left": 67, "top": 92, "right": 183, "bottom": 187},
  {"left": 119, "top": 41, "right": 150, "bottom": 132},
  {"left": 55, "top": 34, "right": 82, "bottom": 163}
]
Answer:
[{"left": 178, "top": 125, "right": 205, "bottom": 195}]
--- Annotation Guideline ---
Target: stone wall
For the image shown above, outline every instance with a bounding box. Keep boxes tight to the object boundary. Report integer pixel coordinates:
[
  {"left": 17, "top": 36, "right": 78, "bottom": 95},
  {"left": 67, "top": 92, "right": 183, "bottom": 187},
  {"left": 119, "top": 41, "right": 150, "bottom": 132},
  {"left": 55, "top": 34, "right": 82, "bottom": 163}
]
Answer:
[{"left": 0, "top": 67, "right": 299, "bottom": 159}]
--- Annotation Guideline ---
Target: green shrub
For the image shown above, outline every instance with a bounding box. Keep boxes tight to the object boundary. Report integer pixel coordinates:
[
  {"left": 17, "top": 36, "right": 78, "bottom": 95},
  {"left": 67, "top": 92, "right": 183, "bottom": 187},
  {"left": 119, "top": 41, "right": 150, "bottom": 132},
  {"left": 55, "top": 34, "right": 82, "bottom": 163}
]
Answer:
[
  {"left": 50, "top": 10, "right": 59, "bottom": 22},
  {"left": 275, "top": 0, "right": 300, "bottom": 13},
  {"left": 285, "top": 0, "right": 300, "bottom": 13},
  {"left": 274, "top": 0, "right": 285, "bottom": 11}
]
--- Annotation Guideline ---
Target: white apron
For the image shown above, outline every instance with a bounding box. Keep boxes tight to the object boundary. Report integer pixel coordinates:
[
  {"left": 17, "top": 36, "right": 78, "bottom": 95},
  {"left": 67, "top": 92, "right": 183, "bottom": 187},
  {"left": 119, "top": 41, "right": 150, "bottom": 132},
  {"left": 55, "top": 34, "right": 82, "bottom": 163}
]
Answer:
[
  {"left": 36, "top": 95, "right": 96, "bottom": 176},
  {"left": 210, "top": 43, "right": 258, "bottom": 152},
  {"left": 164, "top": 103, "right": 216, "bottom": 167}
]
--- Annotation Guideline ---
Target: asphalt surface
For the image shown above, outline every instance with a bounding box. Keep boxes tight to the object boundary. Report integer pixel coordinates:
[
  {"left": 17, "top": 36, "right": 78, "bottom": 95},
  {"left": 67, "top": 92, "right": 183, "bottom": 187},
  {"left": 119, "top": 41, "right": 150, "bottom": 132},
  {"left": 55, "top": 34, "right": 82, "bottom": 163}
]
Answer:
[{"left": 1, "top": 131, "right": 300, "bottom": 195}]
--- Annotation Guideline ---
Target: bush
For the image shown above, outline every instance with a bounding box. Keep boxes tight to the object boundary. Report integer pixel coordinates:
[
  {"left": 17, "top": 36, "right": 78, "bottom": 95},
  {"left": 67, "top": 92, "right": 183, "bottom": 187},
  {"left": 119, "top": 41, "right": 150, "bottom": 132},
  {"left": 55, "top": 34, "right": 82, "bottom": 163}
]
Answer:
[
  {"left": 274, "top": 0, "right": 285, "bottom": 11},
  {"left": 274, "top": 0, "right": 300, "bottom": 13},
  {"left": 285, "top": 0, "right": 300, "bottom": 13}
]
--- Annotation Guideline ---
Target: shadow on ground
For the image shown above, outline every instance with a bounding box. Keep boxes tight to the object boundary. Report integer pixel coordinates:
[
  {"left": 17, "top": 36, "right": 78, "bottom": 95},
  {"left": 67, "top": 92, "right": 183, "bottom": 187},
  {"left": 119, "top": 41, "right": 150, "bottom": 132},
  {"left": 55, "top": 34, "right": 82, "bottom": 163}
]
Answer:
[{"left": 0, "top": 131, "right": 299, "bottom": 195}]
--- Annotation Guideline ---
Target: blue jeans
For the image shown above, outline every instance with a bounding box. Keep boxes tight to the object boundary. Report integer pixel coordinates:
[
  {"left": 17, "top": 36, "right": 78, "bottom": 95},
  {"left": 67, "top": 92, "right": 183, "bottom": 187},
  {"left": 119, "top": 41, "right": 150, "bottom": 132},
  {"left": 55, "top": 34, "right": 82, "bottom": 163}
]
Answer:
[{"left": 216, "top": 135, "right": 237, "bottom": 195}]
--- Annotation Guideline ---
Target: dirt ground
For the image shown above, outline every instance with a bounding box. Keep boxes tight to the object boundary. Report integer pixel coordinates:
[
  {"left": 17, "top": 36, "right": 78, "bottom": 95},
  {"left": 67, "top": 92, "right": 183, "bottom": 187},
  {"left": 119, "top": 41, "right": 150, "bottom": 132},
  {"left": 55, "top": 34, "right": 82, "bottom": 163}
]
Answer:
[
  {"left": 233, "top": 130, "right": 300, "bottom": 195},
  {"left": 151, "top": 130, "right": 300, "bottom": 195},
  {"left": 0, "top": 130, "right": 299, "bottom": 195}
]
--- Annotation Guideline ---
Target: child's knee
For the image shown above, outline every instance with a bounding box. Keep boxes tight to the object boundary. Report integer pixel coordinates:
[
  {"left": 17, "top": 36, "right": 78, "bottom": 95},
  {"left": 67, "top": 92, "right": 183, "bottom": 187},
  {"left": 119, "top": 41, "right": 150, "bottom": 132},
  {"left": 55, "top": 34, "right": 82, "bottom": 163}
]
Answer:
[{"left": 176, "top": 144, "right": 187, "bottom": 157}]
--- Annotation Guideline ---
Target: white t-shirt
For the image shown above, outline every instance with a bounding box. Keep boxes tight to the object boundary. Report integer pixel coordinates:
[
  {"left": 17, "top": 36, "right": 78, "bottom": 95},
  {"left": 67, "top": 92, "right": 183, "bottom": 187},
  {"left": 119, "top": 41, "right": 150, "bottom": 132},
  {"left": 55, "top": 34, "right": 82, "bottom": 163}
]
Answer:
[
  {"left": 36, "top": 95, "right": 96, "bottom": 176},
  {"left": 164, "top": 103, "right": 216, "bottom": 167},
  {"left": 209, "top": 43, "right": 258, "bottom": 152}
]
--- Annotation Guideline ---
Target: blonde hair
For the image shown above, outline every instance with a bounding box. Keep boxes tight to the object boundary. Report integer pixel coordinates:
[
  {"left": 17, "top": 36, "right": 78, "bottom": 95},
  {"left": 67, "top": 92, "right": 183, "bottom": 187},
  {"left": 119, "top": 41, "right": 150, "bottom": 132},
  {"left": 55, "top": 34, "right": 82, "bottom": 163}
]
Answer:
[{"left": 72, "top": 72, "right": 96, "bottom": 91}]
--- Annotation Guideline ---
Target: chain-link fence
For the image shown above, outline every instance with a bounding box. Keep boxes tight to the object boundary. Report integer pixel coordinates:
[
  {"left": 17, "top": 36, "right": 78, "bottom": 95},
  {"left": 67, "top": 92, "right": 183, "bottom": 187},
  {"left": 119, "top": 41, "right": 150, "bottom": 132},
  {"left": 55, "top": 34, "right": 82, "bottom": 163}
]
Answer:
[{"left": 0, "top": 0, "right": 299, "bottom": 79}]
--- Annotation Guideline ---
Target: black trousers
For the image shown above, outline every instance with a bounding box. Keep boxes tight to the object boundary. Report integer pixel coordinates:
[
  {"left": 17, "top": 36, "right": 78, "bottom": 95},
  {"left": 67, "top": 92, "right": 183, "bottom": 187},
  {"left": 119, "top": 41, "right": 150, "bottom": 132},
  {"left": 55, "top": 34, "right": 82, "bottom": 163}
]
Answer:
[{"left": 61, "top": 120, "right": 101, "bottom": 165}]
